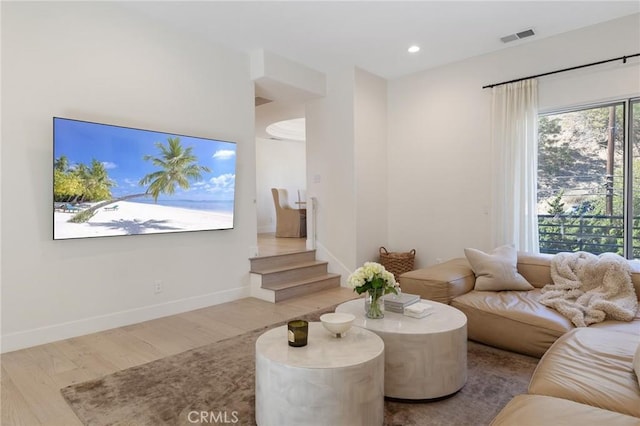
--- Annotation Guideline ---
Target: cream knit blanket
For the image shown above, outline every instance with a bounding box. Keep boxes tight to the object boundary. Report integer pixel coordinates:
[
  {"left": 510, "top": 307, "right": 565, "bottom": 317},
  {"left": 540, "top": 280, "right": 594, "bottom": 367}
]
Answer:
[{"left": 539, "top": 251, "right": 638, "bottom": 327}]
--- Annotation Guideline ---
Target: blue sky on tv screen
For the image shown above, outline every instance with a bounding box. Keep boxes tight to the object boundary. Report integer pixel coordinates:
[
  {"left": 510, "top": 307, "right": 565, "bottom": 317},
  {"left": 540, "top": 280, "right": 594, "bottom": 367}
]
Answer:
[{"left": 54, "top": 118, "right": 236, "bottom": 201}]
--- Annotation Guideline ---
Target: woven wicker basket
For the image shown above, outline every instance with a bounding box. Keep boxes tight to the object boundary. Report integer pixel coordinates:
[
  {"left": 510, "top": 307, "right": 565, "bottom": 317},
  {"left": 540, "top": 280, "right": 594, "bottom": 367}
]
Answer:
[{"left": 379, "top": 247, "right": 416, "bottom": 280}]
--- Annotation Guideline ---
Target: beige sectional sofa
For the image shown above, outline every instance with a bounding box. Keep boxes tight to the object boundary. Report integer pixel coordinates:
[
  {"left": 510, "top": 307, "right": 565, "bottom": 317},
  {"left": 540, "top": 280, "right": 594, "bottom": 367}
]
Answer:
[
  {"left": 399, "top": 252, "right": 640, "bottom": 357},
  {"left": 491, "top": 327, "right": 640, "bottom": 425},
  {"left": 399, "top": 252, "right": 640, "bottom": 424}
]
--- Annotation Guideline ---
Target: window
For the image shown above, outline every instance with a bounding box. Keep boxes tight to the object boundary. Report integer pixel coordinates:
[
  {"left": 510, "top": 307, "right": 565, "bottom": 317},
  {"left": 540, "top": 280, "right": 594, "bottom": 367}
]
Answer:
[{"left": 537, "top": 98, "right": 640, "bottom": 258}]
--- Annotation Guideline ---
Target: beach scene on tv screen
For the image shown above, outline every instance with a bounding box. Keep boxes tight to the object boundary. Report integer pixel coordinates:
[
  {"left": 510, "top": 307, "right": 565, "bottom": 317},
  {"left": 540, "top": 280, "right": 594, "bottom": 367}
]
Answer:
[{"left": 53, "top": 118, "right": 236, "bottom": 240}]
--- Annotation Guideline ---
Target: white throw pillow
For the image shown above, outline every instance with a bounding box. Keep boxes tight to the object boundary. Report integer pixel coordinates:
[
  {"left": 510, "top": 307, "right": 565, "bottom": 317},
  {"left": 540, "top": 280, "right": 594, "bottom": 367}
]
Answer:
[
  {"left": 634, "top": 342, "right": 640, "bottom": 387},
  {"left": 464, "top": 245, "right": 534, "bottom": 291}
]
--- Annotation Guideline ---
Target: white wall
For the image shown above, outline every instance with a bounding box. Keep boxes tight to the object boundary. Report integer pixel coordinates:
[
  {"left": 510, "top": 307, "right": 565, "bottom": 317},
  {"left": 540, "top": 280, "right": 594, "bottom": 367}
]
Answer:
[
  {"left": 255, "top": 137, "right": 306, "bottom": 233},
  {"left": 1, "top": 2, "right": 256, "bottom": 352},
  {"left": 306, "top": 66, "right": 357, "bottom": 277},
  {"left": 388, "top": 14, "right": 640, "bottom": 267},
  {"left": 254, "top": 99, "right": 308, "bottom": 234},
  {"left": 306, "top": 67, "right": 389, "bottom": 278},
  {"left": 354, "top": 69, "right": 388, "bottom": 266}
]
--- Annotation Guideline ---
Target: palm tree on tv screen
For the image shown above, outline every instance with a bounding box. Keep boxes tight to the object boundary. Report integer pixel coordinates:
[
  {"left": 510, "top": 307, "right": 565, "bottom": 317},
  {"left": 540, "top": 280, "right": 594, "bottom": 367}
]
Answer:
[
  {"left": 77, "top": 159, "right": 114, "bottom": 202},
  {"left": 54, "top": 156, "right": 114, "bottom": 204},
  {"left": 139, "top": 136, "right": 211, "bottom": 202},
  {"left": 66, "top": 136, "right": 210, "bottom": 223}
]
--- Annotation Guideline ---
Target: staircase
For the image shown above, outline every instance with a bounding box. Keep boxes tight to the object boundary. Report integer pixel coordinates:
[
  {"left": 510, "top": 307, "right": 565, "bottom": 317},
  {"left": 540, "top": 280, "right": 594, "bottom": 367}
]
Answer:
[{"left": 250, "top": 249, "right": 341, "bottom": 302}]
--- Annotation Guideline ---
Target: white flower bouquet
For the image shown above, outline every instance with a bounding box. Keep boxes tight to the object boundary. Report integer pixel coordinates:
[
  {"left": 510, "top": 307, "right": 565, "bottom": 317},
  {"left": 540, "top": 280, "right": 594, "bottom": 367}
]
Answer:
[{"left": 347, "top": 262, "right": 399, "bottom": 296}]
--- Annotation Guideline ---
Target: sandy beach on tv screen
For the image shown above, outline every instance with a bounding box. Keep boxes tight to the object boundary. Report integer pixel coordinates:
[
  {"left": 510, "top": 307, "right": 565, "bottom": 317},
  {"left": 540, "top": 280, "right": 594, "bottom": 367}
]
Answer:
[{"left": 54, "top": 200, "right": 233, "bottom": 239}]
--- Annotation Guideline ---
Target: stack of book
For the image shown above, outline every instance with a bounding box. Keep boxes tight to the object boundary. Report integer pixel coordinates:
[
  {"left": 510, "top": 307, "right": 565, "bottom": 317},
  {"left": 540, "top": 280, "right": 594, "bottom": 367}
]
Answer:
[
  {"left": 382, "top": 292, "right": 420, "bottom": 313},
  {"left": 404, "top": 302, "right": 434, "bottom": 319}
]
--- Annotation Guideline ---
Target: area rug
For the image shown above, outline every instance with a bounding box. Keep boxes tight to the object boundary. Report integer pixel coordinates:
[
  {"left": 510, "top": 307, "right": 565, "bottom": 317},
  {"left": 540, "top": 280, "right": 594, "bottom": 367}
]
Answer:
[{"left": 61, "top": 306, "right": 539, "bottom": 426}]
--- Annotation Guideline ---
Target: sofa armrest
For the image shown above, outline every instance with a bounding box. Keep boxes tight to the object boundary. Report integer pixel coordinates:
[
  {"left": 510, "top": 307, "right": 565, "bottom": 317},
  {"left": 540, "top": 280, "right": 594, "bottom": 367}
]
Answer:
[{"left": 398, "top": 258, "right": 476, "bottom": 304}]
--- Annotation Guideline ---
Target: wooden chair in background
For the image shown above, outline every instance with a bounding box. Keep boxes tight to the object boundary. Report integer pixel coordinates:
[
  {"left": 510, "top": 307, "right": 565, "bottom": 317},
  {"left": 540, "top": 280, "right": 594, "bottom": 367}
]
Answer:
[{"left": 271, "top": 188, "right": 307, "bottom": 238}]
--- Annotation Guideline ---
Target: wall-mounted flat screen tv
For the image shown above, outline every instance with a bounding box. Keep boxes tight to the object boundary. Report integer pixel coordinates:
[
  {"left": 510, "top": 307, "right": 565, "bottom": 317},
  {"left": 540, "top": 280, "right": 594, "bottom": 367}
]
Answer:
[{"left": 53, "top": 117, "right": 236, "bottom": 240}]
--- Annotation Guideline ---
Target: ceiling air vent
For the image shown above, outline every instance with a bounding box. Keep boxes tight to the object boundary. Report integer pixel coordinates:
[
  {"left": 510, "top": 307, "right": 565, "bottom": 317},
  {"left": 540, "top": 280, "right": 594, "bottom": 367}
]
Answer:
[{"left": 500, "top": 28, "right": 535, "bottom": 43}]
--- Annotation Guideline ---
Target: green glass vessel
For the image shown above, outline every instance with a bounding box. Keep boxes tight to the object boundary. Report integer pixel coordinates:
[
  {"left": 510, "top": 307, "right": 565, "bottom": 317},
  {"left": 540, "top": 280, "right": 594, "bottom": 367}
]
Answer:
[{"left": 287, "top": 320, "right": 308, "bottom": 347}]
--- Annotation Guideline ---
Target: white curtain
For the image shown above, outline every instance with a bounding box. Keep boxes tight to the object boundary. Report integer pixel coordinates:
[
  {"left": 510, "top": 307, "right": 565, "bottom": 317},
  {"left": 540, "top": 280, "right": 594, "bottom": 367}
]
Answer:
[{"left": 490, "top": 79, "right": 539, "bottom": 252}]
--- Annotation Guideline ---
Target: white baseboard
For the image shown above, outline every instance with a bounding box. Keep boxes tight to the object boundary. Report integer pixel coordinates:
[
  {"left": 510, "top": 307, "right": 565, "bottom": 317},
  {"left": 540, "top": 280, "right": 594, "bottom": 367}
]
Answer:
[
  {"left": 314, "top": 241, "right": 352, "bottom": 287},
  {"left": 249, "top": 273, "right": 276, "bottom": 302},
  {"left": 0, "top": 286, "right": 251, "bottom": 353}
]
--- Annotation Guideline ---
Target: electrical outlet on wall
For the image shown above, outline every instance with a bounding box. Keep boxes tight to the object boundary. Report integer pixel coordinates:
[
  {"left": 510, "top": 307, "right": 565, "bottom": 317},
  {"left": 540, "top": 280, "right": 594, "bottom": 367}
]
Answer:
[{"left": 154, "top": 280, "right": 163, "bottom": 294}]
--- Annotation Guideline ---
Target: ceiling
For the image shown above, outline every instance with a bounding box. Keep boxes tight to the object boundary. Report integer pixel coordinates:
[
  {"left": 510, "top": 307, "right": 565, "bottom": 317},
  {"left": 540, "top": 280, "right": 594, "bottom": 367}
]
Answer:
[
  {"left": 123, "top": 1, "right": 639, "bottom": 141},
  {"left": 125, "top": 1, "right": 639, "bottom": 80}
]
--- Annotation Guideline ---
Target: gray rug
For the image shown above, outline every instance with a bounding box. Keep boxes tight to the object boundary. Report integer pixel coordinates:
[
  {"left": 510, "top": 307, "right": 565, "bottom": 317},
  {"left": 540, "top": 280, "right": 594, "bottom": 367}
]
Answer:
[{"left": 61, "top": 306, "right": 539, "bottom": 425}]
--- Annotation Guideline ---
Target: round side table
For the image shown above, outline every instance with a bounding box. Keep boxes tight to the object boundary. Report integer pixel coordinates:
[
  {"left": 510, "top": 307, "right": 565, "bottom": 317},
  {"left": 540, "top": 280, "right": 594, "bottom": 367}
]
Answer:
[
  {"left": 336, "top": 298, "right": 467, "bottom": 400},
  {"left": 255, "top": 322, "right": 385, "bottom": 426}
]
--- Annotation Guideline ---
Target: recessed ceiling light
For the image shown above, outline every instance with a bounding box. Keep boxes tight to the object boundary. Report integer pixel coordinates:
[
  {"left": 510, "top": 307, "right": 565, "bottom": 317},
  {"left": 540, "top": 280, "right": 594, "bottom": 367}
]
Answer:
[{"left": 408, "top": 45, "right": 420, "bottom": 54}]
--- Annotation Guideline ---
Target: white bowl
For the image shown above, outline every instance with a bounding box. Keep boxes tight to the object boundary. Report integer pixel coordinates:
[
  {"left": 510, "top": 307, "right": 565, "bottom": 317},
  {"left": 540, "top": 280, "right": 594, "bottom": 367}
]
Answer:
[{"left": 320, "top": 313, "right": 355, "bottom": 337}]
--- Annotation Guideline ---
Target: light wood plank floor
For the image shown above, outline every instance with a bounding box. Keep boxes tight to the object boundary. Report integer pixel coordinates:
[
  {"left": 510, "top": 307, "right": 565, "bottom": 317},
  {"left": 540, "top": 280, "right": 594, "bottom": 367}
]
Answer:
[
  {"left": 256, "top": 232, "right": 307, "bottom": 257},
  {"left": 1, "top": 234, "right": 355, "bottom": 425},
  {"left": 1, "top": 288, "right": 356, "bottom": 426}
]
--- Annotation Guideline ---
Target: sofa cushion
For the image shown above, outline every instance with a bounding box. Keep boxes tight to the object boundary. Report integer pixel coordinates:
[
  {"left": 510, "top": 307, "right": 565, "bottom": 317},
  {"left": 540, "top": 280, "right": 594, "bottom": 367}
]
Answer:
[
  {"left": 528, "top": 327, "right": 640, "bottom": 418},
  {"left": 399, "top": 258, "right": 475, "bottom": 304},
  {"left": 464, "top": 245, "right": 534, "bottom": 291},
  {"left": 452, "top": 289, "right": 573, "bottom": 357},
  {"left": 515, "top": 252, "right": 554, "bottom": 288},
  {"left": 590, "top": 308, "right": 640, "bottom": 335},
  {"left": 490, "top": 394, "right": 640, "bottom": 426}
]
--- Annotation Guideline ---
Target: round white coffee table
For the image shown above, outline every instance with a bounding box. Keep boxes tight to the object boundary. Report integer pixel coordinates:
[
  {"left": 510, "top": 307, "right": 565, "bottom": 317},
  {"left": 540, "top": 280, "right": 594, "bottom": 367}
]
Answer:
[
  {"left": 255, "top": 322, "right": 385, "bottom": 426},
  {"left": 336, "top": 298, "right": 467, "bottom": 400}
]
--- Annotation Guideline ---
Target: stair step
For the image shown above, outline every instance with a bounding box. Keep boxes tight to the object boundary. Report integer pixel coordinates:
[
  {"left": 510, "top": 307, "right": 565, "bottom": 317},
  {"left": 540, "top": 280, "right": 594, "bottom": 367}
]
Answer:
[
  {"left": 251, "top": 259, "right": 326, "bottom": 275},
  {"left": 262, "top": 273, "right": 341, "bottom": 302},
  {"left": 256, "top": 261, "right": 329, "bottom": 287},
  {"left": 250, "top": 250, "right": 316, "bottom": 272},
  {"left": 261, "top": 272, "right": 339, "bottom": 290},
  {"left": 249, "top": 247, "right": 342, "bottom": 303}
]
